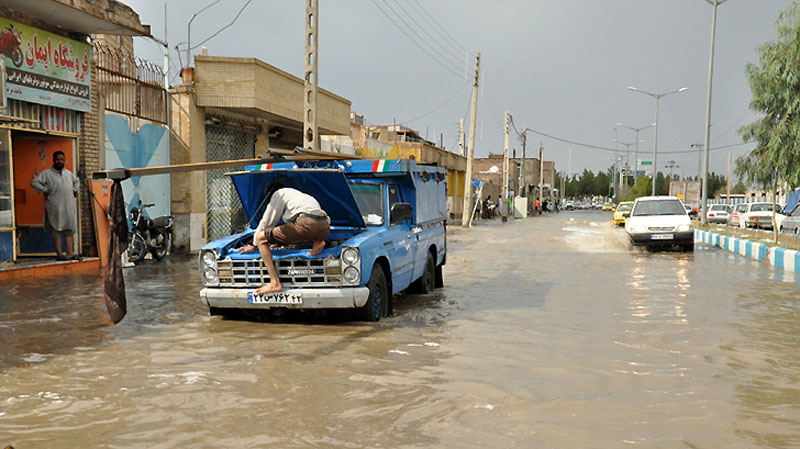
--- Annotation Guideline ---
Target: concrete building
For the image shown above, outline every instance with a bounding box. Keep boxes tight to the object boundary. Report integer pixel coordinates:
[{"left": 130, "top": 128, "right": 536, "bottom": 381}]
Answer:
[
  {"left": 170, "top": 55, "right": 351, "bottom": 252},
  {"left": 473, "top": 153, "right": 556, "bottom": 204},
  {"left": 0, "top": 0, "right": 150, "bottom": 264}
]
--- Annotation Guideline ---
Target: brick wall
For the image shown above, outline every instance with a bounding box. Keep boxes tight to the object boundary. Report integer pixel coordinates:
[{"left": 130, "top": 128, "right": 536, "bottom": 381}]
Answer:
[{"left": 79, "top": 59, "right": 100, "bottom": 256}]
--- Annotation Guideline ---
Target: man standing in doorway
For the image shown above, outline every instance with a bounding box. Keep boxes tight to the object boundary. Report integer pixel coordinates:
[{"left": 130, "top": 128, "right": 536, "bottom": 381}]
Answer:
[{"left": 30, "top": 151, "right": 79, "bottom": 260}]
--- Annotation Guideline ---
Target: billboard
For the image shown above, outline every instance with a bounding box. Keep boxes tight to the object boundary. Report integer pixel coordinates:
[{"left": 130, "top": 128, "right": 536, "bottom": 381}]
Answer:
[{"left": 0, "top": 17, "right": 91, "bottom": 112}]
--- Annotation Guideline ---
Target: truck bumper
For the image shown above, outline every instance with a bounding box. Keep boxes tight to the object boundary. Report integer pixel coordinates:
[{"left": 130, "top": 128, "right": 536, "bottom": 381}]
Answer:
[{"left": 200, "top": 287, "right": 370, "bottom": 310}]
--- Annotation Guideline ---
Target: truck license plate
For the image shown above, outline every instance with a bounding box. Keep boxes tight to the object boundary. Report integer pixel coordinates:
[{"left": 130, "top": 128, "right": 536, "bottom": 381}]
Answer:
[
  {"left": 651, "top": 233, "right": 674, "bottom": 240},
  {"left": 247, "top": 290, "right": 303, "bottom": 304}
]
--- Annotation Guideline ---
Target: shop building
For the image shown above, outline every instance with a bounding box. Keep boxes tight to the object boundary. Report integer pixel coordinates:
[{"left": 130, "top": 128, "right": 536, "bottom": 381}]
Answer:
[{"left": 0, "top": 0, "right": 150, "bottom": 264}]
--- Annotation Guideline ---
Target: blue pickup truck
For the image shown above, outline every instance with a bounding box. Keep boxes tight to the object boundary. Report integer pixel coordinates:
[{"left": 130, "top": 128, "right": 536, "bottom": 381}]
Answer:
[{"left": 198, "top": 159, "right": 447, "bottom": 321}]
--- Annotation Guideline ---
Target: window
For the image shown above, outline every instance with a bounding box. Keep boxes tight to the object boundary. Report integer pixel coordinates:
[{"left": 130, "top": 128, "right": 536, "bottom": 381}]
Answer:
[
  {"left": 631, "top": 199, "right": 686, "bottom": 216},
  {"left": 349, "top": 182, "right": 384, "bottom": 226}
]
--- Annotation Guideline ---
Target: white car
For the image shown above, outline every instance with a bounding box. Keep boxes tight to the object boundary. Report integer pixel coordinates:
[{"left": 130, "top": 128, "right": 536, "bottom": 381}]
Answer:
[
  {"left": 740, "top": 202, "right": 783, "bottom": 229},
  {"left": 706, "top": 204, "right": 731, "bottom": 224},
  {"left": 625, "top": 196, "right": 694, "bottom": 252}
]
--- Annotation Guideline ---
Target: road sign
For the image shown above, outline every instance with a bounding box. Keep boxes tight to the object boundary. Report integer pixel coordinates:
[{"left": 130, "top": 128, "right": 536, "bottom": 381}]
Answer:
[{"left": 640, "top": 161, "right": 652, "bottom": 166}]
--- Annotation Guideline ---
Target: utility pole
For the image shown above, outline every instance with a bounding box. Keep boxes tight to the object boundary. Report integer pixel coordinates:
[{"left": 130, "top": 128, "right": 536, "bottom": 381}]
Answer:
[
  {"left": 727, "top": 151, "right": 731, "bottom": 202},
  {"left": 458, "top": 118, "right": 465, "bottom": 156},
  {"left": 303, "top": 0, "right": 319, "bottom": 151},
  {"left": 692, "top": 143, "right": 703, "bottom": 181},
  {"left": 701, "top": 0, "right": 729, "bottom": 225},
  {"left": 519, "top": 126, "right": 527, "bottom": 198},
  {"left": 538, "top": 141, "right": 544, "bottom": 210},
  {"left": 502, "top": 110, "right": 510, "bottom": 219},
  {"left": 461, "top": 53, "right": 480, "bottom": 228}
]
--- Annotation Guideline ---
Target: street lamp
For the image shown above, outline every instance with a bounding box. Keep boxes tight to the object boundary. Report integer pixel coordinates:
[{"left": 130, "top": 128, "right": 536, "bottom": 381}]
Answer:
[
  {"left": 616, "top": 122, "right": 655, "bottom": 183},
  {"left": 701, "top": 0, "right": 729, "bottom": 225},
  {"left": 628, "top": 86, "right": 688, "bottom": 195},
  {"left": 612, "top": 138, "right": 645, "bottom": 187}
]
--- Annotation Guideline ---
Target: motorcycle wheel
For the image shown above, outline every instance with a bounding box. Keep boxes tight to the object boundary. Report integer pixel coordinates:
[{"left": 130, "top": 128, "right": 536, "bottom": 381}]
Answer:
[
  {"left": 128, "top": 232, "right": 148, "bottom": 263},
  {"left": 11, "top": 48, "right": 22, "bottom": 68},
  {"left": 150, "top": 232, "right": 171, "bottom": 261}
]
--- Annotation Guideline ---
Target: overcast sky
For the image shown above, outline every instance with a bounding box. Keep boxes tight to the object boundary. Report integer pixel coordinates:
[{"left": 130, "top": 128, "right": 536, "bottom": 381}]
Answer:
[{"left": 126, "top": 0, "right": 792, "bottom": 179}]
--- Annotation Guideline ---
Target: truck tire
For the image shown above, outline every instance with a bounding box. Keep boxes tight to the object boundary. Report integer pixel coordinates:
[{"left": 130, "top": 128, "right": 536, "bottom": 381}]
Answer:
[
  {"left": 356, "top": 266, "right": 388, "bottom": 322},
  {"left": 434, "top": 263, "right": 444, "bottom": 289},
  {"left": 411, "top": 252, "right": 435, "bottom": 294}
]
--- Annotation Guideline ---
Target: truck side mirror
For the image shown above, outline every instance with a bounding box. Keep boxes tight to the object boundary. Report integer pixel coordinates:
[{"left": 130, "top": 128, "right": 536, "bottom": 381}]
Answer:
[{"left": 390, "top": 202, "right": 413, "bottom": 225}]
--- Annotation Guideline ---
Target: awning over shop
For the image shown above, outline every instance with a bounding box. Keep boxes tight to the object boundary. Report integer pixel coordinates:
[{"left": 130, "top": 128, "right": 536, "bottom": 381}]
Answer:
[{"left": 2, "top": 0, "right": 150, "bottom": 36}]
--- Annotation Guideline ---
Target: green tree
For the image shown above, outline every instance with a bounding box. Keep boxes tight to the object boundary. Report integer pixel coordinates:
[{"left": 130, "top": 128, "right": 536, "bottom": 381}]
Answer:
[
  {"left": 630, "top": 175, "right": 652, "bottom": 199},
  {"left": 737, "top": 3, "right": 800, "bottom": 241}
]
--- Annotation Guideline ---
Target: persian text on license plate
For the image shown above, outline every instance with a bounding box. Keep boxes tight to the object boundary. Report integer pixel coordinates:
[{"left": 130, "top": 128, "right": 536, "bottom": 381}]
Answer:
[
  {"left": 651, "top": 233, "right": 674, "bottom": 240},
  {"left": 247, "top": 290, "right": 303, "bottom": 304}
]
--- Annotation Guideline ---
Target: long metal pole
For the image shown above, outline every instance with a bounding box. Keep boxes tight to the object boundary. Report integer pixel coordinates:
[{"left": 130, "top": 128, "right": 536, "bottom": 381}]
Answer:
[
  {"left": 539, "top": 141, "right": 544, "bottom": 208},
  {"left": 461, "top": 53, "right": 480, "bottom": 228},
  {"left": 634, "top": 129, "right": 639, "bottom": 181},
  {"left": 701, "top": 0, "right": 726, "bottom": 224},
  {"left": 652, "top": 96, "right": 660, "bottom": 196},
  {"left": 502, "top": 110, "right": 510, "bottom": 218},
  {"left": 303, "top": 0, "right": 319, "bottom": 151},
  {"left": 459, "top": 118, "right": 465, "bottom": 156},
  {"left": 520, "top": 126, "right": 527, "bottom": 197},
  {"left": 727, "top": 151, "right": 731, "bottom": 202}
]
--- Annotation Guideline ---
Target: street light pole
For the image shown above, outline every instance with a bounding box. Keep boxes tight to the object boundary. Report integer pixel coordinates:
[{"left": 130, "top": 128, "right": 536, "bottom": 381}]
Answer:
[
  {"left": 612, "top": 139, "right": 645, "bottom": 188},
  {"left": 628, "top": 86, "right": 688, "bottom": 195},
  {"left": 701, "top": 0, "right": 728, "bottom": 225},
  {"left": 616, "top": 122, "right": 655, "bottom": 184}
]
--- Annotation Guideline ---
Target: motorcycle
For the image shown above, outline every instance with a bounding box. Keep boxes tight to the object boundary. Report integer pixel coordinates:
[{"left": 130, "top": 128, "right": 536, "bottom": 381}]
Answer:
[
  {"left": 128, "top": 201, "right": 173, "bottom": 263},
  {"left": 0, "top": 24, "right": 23, "bottom": 68}
]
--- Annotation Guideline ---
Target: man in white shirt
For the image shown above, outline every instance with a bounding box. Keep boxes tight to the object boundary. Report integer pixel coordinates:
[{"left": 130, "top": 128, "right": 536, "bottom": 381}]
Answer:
[
  {"left": 30, "top": 151, "right": 79, "bottom": 261},
  {"left": 241, "top": 184, "right": 330, "bottom": 294}
]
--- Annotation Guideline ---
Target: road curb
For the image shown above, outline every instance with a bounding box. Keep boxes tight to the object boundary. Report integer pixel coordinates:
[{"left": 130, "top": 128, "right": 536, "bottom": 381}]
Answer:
[{"left": 695, "top": 229, "right": 800, "bottom": 273}]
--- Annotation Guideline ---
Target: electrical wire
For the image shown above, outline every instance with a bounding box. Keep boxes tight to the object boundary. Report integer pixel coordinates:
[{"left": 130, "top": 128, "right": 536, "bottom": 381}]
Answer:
[
  {"left": 388, "top": 0, "right": 465, "bottom": 70},
  {"left": 399, "top": 80, "right": 470, "bottom": 124},
  {"left": 408, "top": 0, "right": 467, "bottom": 55},
  {"left": 185, "top": 0, "right": 253, "bottom": 51},
  {"left": 370, "top": 0, "right": 463, "bottom": 78}
]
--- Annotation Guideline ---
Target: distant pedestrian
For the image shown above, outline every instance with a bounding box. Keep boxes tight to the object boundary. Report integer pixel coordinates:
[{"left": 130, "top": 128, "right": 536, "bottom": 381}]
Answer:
[
  {"left": 534, "top": 198, "right": 540, "bottom": 215},
  {"left": 555, "top": 199, "right": 560, "bottom": 214},
  {"left": 30, "top": 151, "right": 79, "bottom": 261}
]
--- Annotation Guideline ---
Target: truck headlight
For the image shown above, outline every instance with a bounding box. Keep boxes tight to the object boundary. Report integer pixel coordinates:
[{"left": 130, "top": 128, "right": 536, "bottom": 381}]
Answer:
[
  {"left": 628, "top": 225, "right": 647, "bottom": 234},
  {"left": 677, "top": 224, "right": 693, "bottom": 232},
  {"left": 203, "top": 267, "right": 219, "bottom": 285},
  {"left": 343, "top": 266, "right": 360, "bottom": 284},
  {"left": 201, "top": 249, "right": 218, "bottom": 267},
  {"left": 342, "top": 247, "right": 359, "bottom": 266}
]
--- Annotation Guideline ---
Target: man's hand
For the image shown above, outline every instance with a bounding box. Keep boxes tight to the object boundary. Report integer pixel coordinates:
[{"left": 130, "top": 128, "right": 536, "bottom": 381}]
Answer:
[{"left": 237, "top": 244, "right": 257, "bottom": 253}]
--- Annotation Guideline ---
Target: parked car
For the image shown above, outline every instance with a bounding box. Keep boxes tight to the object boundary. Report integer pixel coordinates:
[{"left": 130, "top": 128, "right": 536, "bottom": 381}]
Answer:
[
  {"left": 602, "top": 202, "right": 614, "bottom": 211},
  {"left": 706, "top": 204, "right": 732, "bottom": 224},
  {"left": 682, "top": 203, "right": 698, "bottom": 218},
  {"left": 564, "top": 201, "right": 574, "bottom": 211},
  {"left": 613, "top": 201, "right": 634, "bottom": 226},
  {"left": 780, "top": 203, "right": 800, "bottom": 234},
  {"left": 728, "top": 203, "right": 747, "bottom": 227},
  {"left": 625, "top": 196, "right": 694, "bottom": 252},
  {"left": 740, "top": 202, "right": 782, "bottom": 229}
]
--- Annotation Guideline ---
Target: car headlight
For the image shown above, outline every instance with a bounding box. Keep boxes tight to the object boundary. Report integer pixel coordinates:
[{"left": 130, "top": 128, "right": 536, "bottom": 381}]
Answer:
[
  {"left": 201, "top": 249, "right": 218, "bottom": 267},
  {"left": 628, "top": 225, "right": 647, "bottom": 234},
  {"left": 342, "top": 247, "right": 359, "bottom": 266},
  {"left": 203, "top": 267, "right": 219, "bottom": 284},
  {"left": 343, "top": 266, "right": 360, "bottom": 284},
  {"left": 677, "top": 223, "right": 693, "bottom": 232}
]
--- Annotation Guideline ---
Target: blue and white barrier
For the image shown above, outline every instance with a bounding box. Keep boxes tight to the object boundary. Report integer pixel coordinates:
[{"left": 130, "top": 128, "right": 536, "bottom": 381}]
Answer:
[{"left": 695, "top": 229, "right": 800, "bottom": 273}]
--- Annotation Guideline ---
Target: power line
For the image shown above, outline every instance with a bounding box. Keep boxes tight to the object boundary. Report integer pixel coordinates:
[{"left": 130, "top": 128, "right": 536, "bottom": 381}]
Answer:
[
  {"left": 387, "top": 0, "right": 464, "bottom": 69},
  {"left": 370, "top": 0, "right": 463, "bottom": 78},
  {"left": 399, "top": 80, "right": 469, "bottom": 124},
  {"left": 174, "top": 0, "right": 253, "bottom": 52},
  {"left": 406, "top": 0, "right": 467, "bottom": 55}
]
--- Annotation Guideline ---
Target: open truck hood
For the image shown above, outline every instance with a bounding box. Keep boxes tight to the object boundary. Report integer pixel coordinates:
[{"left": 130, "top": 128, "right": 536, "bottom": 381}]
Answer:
[{"left": 229, "top": 169, "right": 366, "bottom": 229}]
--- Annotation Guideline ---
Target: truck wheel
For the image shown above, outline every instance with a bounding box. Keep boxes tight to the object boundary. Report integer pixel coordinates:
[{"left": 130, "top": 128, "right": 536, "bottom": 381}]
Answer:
[
  {"left": 412, "top": 252, "right": 436, "bottom": 294},
  {"left": 434, "top": 263, "right": 444, "bottom": 289},
  {"left": 356, "top": 266, "right": 388, "bottom": 322}
]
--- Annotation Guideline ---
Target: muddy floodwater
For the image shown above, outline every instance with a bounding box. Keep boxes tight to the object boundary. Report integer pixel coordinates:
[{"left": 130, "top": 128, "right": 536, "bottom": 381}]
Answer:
[{"left": 2, "top": 211, "right": 799, "bottom": 448}]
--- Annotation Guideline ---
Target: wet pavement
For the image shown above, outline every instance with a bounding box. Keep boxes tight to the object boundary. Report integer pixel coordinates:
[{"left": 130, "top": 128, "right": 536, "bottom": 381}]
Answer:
[{"left": 1, "top": 211, "right": 799, "bottom": 448}]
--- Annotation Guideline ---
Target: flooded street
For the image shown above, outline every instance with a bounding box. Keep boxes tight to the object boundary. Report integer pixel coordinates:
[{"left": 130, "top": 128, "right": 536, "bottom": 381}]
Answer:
[{"left": 2, "top": 211, "right": 799, "bottom": 448}]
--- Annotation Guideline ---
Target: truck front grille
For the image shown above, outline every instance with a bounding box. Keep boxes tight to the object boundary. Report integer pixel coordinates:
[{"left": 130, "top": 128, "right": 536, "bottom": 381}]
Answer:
[
  {"left": 648, "top": 226, "right": 675, "bottom": 232},
  {"left": 217, "top": 258, "right": 341, "bottom": 287}
]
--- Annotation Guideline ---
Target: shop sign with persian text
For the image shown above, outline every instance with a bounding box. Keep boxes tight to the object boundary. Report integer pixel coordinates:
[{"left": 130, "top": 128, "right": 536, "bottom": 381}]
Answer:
[{"left": 0, "top": 17, "right": 91, "bottom": 112}]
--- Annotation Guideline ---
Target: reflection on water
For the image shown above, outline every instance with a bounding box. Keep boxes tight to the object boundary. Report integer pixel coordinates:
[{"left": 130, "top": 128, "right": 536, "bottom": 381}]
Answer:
[{"left": 0, "top": 214, "right": 799, "bottom": 448}]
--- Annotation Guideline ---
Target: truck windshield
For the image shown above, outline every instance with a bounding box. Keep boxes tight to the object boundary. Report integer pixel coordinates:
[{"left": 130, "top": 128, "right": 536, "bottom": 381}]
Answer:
[
  {"left": 349, "top": 182, "right": 384, "bottom": 226},
  {"left": 632, "top": 199, "right": 686, "bottom": 216}
]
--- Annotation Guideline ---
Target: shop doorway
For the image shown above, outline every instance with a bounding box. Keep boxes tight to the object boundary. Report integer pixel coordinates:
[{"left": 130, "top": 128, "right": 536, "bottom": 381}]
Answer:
[{"left": 13, "top": 136, "right": 78, "bottom": 256}]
